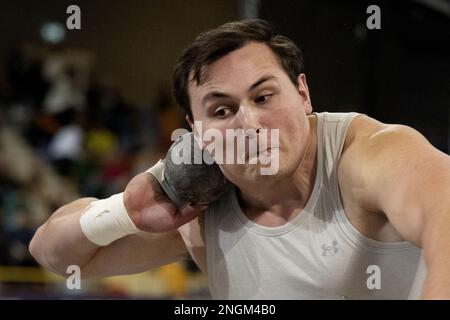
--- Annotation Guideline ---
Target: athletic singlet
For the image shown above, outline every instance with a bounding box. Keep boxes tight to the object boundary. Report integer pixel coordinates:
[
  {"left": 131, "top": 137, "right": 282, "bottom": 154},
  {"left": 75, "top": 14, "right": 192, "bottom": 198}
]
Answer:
[{"left": 205, "top": 112, "right": 426, "bottom": 299}]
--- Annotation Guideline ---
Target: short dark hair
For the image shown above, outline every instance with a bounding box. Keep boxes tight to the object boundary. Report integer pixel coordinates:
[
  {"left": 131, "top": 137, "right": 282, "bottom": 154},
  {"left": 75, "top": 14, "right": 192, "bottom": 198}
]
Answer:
[{"left": 172, "top": 19, "right": 305, "bottom": 119}]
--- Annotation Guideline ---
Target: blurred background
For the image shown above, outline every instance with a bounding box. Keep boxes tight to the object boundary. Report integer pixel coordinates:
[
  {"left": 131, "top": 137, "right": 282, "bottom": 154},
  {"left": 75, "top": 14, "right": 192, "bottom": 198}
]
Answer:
[{"left": 0, "top": 0, "right": 449, "bottom": 299}]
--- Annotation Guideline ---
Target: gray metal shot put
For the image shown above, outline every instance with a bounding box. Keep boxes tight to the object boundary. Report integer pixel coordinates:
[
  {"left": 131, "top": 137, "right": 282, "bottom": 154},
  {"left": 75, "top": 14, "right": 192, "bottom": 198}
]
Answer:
[{"left": 159, "top": 132, "right": 232, "bottom": 208}]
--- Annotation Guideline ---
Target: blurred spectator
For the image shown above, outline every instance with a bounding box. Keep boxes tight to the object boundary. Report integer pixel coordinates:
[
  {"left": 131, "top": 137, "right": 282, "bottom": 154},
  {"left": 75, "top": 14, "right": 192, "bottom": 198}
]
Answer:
[
  {"left": 154, "top": 87, "right": 187, "bottom": 150},
  {"left": 6, "top": 41, "right": 49, "bottom": 112},
  {"left": 1, "top": 40, "right": 172, "bottom": 260},
  {"left": 0, "top": 38, "right": 206, "bottom": 299}
]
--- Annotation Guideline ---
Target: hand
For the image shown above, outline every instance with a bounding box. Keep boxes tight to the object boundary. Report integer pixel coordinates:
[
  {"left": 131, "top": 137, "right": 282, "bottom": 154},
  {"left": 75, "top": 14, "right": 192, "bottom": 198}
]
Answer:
[{"left": 123, "top": 172, "right": 207, "bottom": 233}]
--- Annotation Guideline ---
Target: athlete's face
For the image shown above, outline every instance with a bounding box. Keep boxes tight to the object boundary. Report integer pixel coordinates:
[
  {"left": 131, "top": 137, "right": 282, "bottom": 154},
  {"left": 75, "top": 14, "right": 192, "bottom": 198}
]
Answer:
[{"left": 188, "top": 42, "right": 313, "bottom": 186}]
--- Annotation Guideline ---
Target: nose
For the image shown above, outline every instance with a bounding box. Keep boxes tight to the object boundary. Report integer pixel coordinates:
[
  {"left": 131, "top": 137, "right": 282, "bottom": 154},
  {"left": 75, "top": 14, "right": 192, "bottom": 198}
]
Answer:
[{"left": 234, "top": 104, "right": 262, "bottom": 137}]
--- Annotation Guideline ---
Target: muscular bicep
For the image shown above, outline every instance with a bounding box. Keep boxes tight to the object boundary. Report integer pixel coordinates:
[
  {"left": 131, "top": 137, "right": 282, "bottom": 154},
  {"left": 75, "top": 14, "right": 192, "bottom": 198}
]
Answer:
[{"left": 81, "top": 229, "right": 188, "bottom": 278}]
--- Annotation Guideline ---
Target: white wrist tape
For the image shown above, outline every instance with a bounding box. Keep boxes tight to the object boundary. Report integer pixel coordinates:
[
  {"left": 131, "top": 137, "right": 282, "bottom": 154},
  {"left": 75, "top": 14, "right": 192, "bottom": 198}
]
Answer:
[{"left": 79, "top": 193, "right": 139, "bottom": 246}]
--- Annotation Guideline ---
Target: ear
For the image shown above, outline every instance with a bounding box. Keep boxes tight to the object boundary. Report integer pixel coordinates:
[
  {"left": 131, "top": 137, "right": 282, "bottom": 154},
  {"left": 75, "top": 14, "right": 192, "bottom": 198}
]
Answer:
[
  {"left": 297, "top": 73, "right": 313, "bottom": 114},
  {"left": 187, "top": 115, "right": 206, "bottom": 150}
]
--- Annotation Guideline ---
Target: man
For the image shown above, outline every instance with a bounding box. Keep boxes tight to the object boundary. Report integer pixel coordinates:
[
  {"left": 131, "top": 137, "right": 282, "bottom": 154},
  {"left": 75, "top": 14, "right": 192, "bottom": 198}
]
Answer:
[{"left": 29, "top": 19, "right": 450, "bottom": 299}]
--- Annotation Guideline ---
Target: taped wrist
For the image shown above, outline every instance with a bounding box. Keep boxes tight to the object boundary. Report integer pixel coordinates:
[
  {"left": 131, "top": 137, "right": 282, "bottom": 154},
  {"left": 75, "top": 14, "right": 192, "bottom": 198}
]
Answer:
[{"left": 79, "top": 192, "right": 139, "bottom": 246}]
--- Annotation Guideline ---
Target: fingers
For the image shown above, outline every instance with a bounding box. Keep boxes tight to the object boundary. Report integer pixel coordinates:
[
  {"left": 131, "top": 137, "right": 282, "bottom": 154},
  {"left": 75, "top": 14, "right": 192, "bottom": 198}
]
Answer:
[
  {"left": 174, "top": 203, "right": 208, "bottom": 226},
  {"left": 180, "top": 203, "right": 208, "bottom": 216},
  {"left": 136, "top": 200, "right": 207, "bottom": 233}
]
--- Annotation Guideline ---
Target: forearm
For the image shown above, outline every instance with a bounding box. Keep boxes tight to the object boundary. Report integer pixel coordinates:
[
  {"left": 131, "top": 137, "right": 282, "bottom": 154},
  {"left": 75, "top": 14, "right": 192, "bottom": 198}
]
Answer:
[
  {"left": 29, "top": 162, "right": 202, "bottom": 279},
  {"left": 421, "top": 270, "right": 450, "bottom": 299},
  {"left": 420, "top": 209, "right": 450, "bottom": 299},
  {"left": 29, "top": 197, "right": 100, "bottom": 275}
]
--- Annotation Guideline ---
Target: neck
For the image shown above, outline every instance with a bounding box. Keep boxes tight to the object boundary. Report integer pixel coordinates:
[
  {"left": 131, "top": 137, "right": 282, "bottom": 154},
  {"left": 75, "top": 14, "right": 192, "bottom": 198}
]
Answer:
[{"left": 237, "top": 115, "right": 318, "bottom": 225}]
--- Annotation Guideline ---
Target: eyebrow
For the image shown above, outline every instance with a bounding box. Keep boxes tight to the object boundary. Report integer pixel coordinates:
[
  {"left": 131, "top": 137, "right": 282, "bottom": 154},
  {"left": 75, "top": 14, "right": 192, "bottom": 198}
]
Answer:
[
  {"left": 249, "top": 75, "right": 276, "bottom": 92},
  {"left": 201, "top": 75, "right": 276, "bottom": 106}
]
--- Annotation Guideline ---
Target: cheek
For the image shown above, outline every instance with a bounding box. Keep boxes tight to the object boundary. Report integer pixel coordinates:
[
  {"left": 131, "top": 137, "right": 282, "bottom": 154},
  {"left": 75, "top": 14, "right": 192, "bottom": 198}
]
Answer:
[
  {"left": 267, "top": 95, "right": 303, "bottom": 122},
  {"left": 277, "top": 116, "right": 305, "bottom": 158},
  {"left": 218, "top": 163, "right": 248, "bottom": 186},
  {"left": 197, "top": 127, "right": 243, "bottom": 165}
]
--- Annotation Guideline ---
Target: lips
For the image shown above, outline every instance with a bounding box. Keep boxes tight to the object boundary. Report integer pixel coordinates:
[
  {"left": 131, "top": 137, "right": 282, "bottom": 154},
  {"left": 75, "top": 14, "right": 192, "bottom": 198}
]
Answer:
[{"left": 245, "top": 146, "right": 279, "bottom": 162}]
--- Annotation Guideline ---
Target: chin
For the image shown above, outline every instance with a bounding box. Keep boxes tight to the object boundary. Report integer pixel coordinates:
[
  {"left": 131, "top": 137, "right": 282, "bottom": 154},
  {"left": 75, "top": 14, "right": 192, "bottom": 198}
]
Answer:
[{"left": 228, "top": 163, "right": 287, "bottom": 186}]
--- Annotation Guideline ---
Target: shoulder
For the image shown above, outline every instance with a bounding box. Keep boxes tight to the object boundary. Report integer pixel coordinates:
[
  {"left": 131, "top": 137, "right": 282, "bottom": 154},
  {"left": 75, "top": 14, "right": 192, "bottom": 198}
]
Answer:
[
  {"left": 338, "top": 113, "right": 437, "bottom": 211},
  {"left": 342, "top": 114, "right": 432, "bottom": 165},
  {"left": 341, "top": 114, "right": 384, "bottom": 153}
]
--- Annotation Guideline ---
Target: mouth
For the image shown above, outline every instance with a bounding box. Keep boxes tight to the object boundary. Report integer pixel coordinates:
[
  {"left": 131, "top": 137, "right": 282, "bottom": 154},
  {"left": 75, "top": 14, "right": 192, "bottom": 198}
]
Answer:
[{"left": 245, "top": 147, "right": 279, "bottom": 162}]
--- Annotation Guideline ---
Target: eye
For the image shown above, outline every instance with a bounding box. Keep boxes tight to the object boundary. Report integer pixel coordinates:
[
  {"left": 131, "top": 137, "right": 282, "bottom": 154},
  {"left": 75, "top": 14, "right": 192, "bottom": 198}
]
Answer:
[
  {"left": 254, "top": 94, "right": 273, "bottom": 104},
  {"left": 214, "top": 106, "right": 232, "bottom": 118}
]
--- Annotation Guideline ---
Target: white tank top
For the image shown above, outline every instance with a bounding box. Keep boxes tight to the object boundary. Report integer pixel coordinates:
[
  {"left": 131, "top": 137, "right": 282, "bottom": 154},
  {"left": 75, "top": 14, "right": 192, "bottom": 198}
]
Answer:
[{"left": 205, "top": 112, "right": 426, "bottom": 299}]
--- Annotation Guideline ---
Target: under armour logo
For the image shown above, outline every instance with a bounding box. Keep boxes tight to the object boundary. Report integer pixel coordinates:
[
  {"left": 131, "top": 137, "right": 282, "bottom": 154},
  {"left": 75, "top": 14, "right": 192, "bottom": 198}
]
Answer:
[{"left": 321, "top": 241, "right": 339, "bottom": 256}]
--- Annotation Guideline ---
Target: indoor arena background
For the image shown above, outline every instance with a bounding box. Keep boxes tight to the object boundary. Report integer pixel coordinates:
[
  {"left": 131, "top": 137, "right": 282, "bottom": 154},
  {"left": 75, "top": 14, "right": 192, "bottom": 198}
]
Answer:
[{"left": 0, "top": 0, "right": 449, "bottom": 299}]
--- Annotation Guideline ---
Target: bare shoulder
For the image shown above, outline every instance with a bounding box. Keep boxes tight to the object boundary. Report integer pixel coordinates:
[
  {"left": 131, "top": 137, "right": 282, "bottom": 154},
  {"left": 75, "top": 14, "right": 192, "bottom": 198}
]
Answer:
[
  {"left": 342, "top": 114, "right": 435, "bottom": 169},
  {"left": 342, "top": 114, "right": 386, "bottom": 153},
  {"left": 178, "top": 212, "right": 207, "bottom": 273},
  {"left": 337, "top": 115, "right": 385, "bottom": 214},
  {"left": 336, "top": 114, "right": 437, "bottom": 241},
  {"left": 339, "top": 114, "right": 428, "bottom": 202},
  {"left": 339, "top": 114, "right": 383, "bottom": 189}
]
